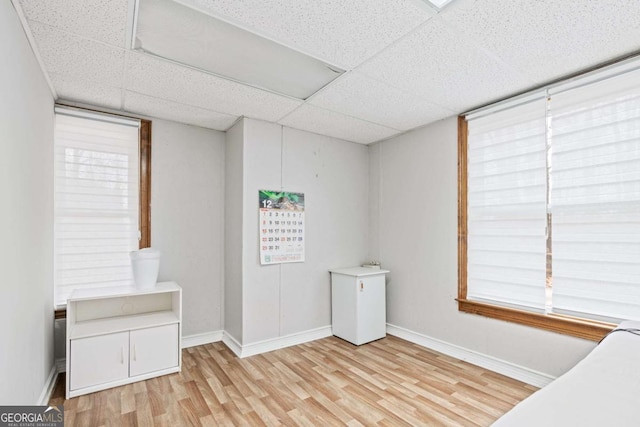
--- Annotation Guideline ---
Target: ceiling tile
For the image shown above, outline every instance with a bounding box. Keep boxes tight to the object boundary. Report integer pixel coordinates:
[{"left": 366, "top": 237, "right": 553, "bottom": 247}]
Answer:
[
  {"left": 279, "top": 104, "right": 401, "bottom": 144},
  {"left": 17, "top": 0, "right": 640, "bottom": 143},
  {"left": 52, "top": 73, "right": 123, "bottom": 109},
  {"left": 124, "top": 91, "right": 238, "bottom": 130},
  {"left": 125, "top": 51, "right": 302, "bottom": 122},
  {"left": 441, "top": 0, "right": 640, "bottom": 84},
  {"left": 177, "top": 0, "right": 434, "bottom": 69},
  {"left": 309, "top": 71, "right": 455, "bottom": 130},
  {"left": 358, "top": 16, "right": 537, "bottom": 113},
  {"left": 29, "top": 21, "right": 125, "bottom": 88},
  {"left": 19, "top": 0, "right": 129, "bottom": 47}
]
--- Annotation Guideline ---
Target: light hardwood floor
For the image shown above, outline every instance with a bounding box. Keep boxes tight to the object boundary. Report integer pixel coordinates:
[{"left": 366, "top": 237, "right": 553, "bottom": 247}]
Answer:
[{"left": 50, "top": 336, "right": 537, "bottom": 426}]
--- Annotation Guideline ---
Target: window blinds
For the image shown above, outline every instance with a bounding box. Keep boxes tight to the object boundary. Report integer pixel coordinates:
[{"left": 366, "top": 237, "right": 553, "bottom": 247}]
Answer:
[
  {"left": 549, "top": 69, "right": 640, "bottom": 322},
  {"left": 466, "top": 97, "right": 548, "bottom": 311},
  {"left": 54, "top": 107, "right": 140, "bottom": 306}
]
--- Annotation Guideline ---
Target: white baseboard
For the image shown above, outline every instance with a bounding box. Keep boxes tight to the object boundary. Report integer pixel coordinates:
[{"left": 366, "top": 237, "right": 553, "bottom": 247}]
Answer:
[
  {"left": 182, "top": 330, "right": 223, "bottom": 349},
  {"left": 222, "top": 331, "right": 243, "bottom": 357},
  {"left": 37, "top": 364, "right": 58, "bottom": 406},
  {"left": 223, "top": 326, "right": 332, "bottom": 358},
  {"left": 49, "top": 322, "right": 550, "bottom": 397},
  {"left": 241, "top": 326, "right": 332, "bottom": 358},
  {"left": 386, "top": 323, "right": 555, "bottom": 388}
]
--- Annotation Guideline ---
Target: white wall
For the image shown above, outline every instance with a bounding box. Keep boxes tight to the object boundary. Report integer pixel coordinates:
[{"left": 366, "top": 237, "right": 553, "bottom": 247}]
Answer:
[
  {"left": 0, "top": 1, "right": 55, "bottom": 404},
  {"left": 370, "top": 117, "right": 596, "bottom": 378},
  {"left": 224, "top": 119, "right": 244, "bottom": 342},
  {"left": 280, "top": 127, "right": 369, "bottom": 336},
  {"left": 242, "top": 119, "right": 282, "bottom": 342},
  {"left": 152, "top": 119, "right": 225, "bottom": 336},
  {"left": 240, "top": 119, "right": 370, "bottom": 344}
]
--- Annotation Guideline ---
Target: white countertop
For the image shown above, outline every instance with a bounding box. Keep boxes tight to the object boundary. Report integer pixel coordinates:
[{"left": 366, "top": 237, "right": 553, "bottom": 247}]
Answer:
[
  {"left": 329, "top": 267, "right": 390, "bottom": 277},
  {"left": 68, "top": 281, "right": 180, "bottom": 302}
]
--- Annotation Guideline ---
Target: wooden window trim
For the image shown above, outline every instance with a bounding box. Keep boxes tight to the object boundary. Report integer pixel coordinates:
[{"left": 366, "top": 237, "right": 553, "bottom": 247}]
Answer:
[
  {"left": 139, "top": 119, "right": 152, "bottom": 249},
  {"left": 457, "top": 116, "right": 615, "bottom": 342},
  {"left": 55, "top": 114, "right": 151, "bottom": 320}
]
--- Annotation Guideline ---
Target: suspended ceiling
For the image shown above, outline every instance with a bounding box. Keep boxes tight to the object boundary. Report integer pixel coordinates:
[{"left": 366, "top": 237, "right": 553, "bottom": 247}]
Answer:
[{"left": 12, "top": 0, "right": 640, "bottom": 144}]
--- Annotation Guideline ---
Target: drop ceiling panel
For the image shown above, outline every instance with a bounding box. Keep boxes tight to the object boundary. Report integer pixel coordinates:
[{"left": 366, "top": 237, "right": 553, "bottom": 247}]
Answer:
[
  {"left": 18, "top": 0, "right": 128, "bottom": 47},
  {"left": 279, "top": 104, "right": 401, "bottom": 144},
  {"left": 309, "top": 71, "right": 455, "bottom": 130},
  {"left": 135, "top": 0, "right": 344, "bottom": 99},
  {"left": 125, "top": 51, "right": 302, "bottom": 122},
  {"left": 176, "top": 0, "right": 434, "bottom": 69},
  {"left": 52, "top": 74, "right": 123, "bottom": 110},
  {"left": 358, "top": 17, "right": 537, "bottom": 113},
  {"left": 29, "top": 21, "right": 125, "bottom": 88},
  {"left": 441, "top": 0, "right": 640, "bottom": 84},
  {"left": 124, "top": 91, "right": 238, "bottom": 130}
]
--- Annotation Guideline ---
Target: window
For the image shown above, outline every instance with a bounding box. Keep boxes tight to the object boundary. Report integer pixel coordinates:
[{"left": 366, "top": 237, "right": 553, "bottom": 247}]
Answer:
[
  {"left": 458, "top": 60, "right": 640, "bottom": 341},
  {"left": 53, "top": 106, "right": 151, "bottom": 307}
]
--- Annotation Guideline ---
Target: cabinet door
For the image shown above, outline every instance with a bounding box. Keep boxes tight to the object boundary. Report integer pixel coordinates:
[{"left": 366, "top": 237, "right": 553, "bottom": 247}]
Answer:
[
  {"left": 356, "top": 276, "right": 386, "bottom": 344},
  {"left": 129, "top": 323, "right": 179, "bottom": 377},
  {"left": 69, "top": 332, "right": 129, "bottom": 391}
]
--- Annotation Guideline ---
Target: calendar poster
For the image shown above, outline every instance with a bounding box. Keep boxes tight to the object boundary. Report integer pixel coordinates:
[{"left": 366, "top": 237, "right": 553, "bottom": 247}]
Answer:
[{"left": 259, "top": 190, "right": 305, "bottom": 265}]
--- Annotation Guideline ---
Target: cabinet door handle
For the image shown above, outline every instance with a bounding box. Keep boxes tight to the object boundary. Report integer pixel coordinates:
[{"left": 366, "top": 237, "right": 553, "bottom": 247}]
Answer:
[
  {"left": 120, "top": 347, "right": 124, "bottom": 364},
  {"left": 133, "top": 344, "right": 136, "bottom": 362},
  {"left": 360, "top": 281, "right": 364, "bottom": 291}
]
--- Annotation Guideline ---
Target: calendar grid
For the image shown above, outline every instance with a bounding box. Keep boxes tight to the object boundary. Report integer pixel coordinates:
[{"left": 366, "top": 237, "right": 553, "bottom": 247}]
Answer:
[{"left": 259, "top": 190, "right": 305, "bottom": 265}]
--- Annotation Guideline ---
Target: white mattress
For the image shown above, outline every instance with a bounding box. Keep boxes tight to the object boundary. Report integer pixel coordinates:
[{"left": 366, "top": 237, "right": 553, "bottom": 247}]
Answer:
[{"left": 493, "top": 320, "right": 640, "bottom": 427}]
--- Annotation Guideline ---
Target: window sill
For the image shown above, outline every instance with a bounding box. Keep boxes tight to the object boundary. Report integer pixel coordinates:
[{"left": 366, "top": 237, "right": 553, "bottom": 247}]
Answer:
[{"left": 457, "top": 299, "right": 615, "bottom": 341}]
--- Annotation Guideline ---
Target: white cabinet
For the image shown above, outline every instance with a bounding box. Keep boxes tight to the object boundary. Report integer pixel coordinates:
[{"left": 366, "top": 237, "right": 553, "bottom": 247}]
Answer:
[
  {"left": 66, "top": 282, "right": 182, "bottom": 398},
  {"left": 130, "top": 324, "right": 179, "bottom": 377},
  {"left": 69, "top": 332, "right": 129, "bottom": 391},
  {"left": 329, "top": 267, "right": 389, "bottom": 345}
]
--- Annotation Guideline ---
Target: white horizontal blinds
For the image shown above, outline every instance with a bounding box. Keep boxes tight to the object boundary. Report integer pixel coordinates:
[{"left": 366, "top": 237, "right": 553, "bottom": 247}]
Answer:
[
  {"left": 467, "top": 98, "right": 548, "bottom": 311},
  {"left": 54, "top": 108, "right": 141, "bottom": 306},
  {"left": 549, "top": 68, "right": 640, "bottom": 322}
]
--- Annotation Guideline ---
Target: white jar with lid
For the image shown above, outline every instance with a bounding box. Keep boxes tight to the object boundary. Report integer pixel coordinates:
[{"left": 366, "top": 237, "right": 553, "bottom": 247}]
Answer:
[{"left": 130, "top": 248, "right": 161, "bottom": 288}]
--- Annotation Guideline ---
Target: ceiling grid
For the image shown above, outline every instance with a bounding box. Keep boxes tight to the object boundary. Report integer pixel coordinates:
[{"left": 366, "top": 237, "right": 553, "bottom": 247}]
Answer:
[{"left": 11, "top": 0, "right": 640, "bottom": 144}]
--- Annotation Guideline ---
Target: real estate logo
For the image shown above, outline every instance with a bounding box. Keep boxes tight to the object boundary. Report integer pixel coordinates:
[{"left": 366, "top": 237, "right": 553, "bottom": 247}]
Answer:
[{"left": 0, "top": 406, "right": 63, "bottom": 427}]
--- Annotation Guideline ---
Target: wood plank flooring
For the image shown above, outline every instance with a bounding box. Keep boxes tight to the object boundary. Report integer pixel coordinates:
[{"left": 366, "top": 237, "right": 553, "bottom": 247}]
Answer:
[{"left": 49, "top": 335, "right": 537, "bottom": 426}]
